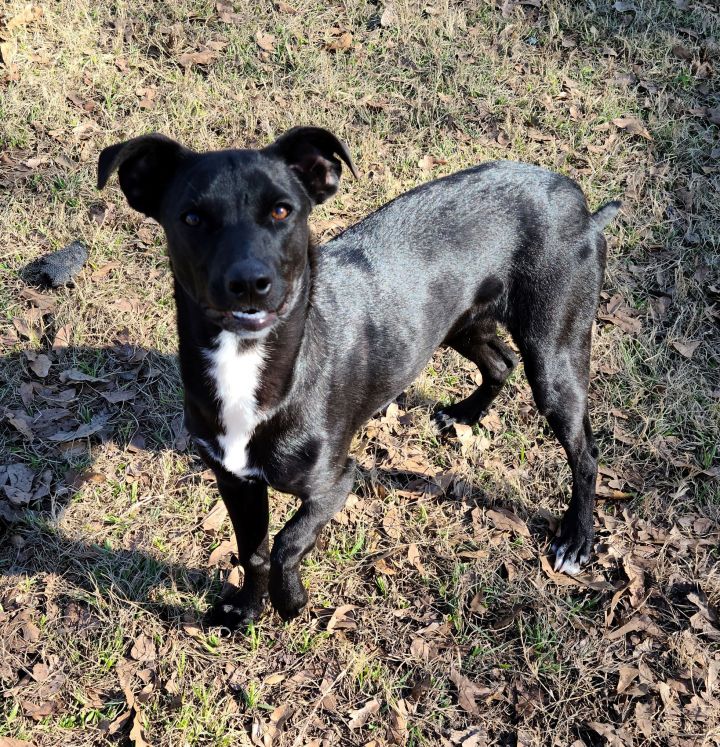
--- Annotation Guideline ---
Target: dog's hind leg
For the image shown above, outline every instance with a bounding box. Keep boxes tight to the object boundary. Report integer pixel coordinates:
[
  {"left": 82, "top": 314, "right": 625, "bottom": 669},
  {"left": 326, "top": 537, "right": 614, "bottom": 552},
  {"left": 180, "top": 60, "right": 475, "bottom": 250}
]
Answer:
[
  {"left": 514, "top": 323, "right": 598, "bottom": 575},
  {"left": 205, "top": 476, "right": 270, "bottom": 630},
  {"left": 434, "top": 319, "right": 517, "bottom": 432}
]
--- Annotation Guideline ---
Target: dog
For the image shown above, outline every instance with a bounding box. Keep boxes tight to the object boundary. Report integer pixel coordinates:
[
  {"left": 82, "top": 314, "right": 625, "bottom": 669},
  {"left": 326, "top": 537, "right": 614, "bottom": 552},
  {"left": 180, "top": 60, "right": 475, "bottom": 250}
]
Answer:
[{"left": 97, "top": 127, "right": 620, "bottom": 628}]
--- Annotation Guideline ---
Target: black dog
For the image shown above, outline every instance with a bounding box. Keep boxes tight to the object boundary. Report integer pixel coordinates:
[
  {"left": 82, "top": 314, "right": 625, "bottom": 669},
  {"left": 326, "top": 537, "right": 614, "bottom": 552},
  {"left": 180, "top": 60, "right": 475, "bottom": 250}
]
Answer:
[{"left": 98, "top": 128, "right": 620, "bottom": 627}]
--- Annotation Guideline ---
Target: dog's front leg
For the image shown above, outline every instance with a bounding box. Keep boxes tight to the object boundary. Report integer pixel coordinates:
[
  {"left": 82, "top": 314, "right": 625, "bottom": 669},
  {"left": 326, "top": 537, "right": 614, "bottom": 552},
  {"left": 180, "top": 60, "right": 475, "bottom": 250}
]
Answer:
[
  {"left": 206, "top": 475, "right": 270, "bottom": 631},
  {"left": 269, "top": 459, "right": 355, "bottom": 620}
]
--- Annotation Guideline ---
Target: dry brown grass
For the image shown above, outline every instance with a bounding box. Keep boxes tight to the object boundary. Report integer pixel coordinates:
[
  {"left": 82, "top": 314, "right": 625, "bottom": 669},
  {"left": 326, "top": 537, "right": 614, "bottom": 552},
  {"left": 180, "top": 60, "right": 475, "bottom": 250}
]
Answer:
[{"left": 1, "top": 0, "right": 719, "bottom": 745}]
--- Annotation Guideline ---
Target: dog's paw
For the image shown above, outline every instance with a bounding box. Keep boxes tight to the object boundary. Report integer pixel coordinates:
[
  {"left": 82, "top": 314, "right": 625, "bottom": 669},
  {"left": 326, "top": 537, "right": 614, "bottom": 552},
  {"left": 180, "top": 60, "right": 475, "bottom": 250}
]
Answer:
[
  {"left": 432, "top": 408, "right": 457, "bottom": 435},
  {"left": 269, "top": 568, "right": 308, "bottom": 622},
  {"left": 551, "top": 523, "right": 594, "bottom": 575},
  {"left": 205, "top": 593, "right": 266, "bottom": 633},
  {"left": 432, "top": 405, "right": 487, "bottom": 436}
]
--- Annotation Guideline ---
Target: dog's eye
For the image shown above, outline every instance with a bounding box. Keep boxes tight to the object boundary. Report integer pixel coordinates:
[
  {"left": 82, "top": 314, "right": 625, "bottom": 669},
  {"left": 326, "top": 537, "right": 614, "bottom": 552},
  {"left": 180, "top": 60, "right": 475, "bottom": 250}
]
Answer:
[
  {"left": 271, "top": 204, "right": 291, "bottom": 221},
  {"left": 182, "top": 212, "right": 201, "bottom": 227}
]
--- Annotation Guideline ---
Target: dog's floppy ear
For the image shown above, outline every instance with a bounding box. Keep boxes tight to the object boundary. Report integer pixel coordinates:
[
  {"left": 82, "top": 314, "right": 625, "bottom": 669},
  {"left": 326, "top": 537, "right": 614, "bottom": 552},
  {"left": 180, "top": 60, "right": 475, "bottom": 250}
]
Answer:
[
  {"left": 97, "top": 134, "right": 192, "bottom": 218},
  {"left": 263, "top": 126, "right": 358, "bottom": 205}
]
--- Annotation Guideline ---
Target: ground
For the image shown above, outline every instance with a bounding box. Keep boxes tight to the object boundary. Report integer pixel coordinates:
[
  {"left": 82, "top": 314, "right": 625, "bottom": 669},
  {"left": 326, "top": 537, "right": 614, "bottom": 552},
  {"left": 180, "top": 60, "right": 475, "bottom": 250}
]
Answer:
[{"left": 0, "top": 0, "right": 719, "bottom": 745}]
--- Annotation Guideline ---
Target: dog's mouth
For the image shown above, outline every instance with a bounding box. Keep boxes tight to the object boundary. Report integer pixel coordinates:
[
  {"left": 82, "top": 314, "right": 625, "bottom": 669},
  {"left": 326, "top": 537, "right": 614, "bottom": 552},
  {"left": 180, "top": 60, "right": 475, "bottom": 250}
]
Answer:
[{"left": 205, "top": 296, "right": 293, "bottom": 335}]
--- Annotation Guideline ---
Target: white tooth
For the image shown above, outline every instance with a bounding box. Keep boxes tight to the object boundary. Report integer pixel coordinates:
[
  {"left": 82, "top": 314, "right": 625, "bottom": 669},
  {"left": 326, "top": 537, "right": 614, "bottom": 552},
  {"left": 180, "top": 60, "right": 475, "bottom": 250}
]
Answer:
[{"left": 232, "top": 310, "right": 268, "bottom": 320}]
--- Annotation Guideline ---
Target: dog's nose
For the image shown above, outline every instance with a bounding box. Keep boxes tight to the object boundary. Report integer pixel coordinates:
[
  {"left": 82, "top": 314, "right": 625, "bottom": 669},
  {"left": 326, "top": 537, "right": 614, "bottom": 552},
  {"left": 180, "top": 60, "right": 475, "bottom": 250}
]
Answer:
[{"left": 226, "top": 261, "right": 273, "bottom": 299}]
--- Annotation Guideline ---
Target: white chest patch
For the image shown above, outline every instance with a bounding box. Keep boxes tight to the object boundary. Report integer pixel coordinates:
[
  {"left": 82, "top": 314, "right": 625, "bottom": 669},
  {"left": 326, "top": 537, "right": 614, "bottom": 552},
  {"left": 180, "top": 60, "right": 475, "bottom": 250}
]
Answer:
[{"left": 203, "top": 331, "right": 266, "bottom": 478}]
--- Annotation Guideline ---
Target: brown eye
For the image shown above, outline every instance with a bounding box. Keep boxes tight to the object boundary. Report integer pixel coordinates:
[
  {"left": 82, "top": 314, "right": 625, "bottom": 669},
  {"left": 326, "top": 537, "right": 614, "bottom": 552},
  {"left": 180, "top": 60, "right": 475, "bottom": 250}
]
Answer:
[{"left": 271, "top": 204, "right": 291, "bottom": 221}]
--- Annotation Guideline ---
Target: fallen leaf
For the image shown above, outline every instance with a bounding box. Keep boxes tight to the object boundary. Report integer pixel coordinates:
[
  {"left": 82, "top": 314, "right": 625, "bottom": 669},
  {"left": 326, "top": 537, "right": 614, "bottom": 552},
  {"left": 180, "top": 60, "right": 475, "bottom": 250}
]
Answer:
[
  {"left": 208, "top": 539, "right": 235, "bottom": 566},
  {"left": 635, "top": 701, "right": 654, "bottom": 739},
  {"left": 326, "top": 31, "right": 353, "bottom": 52},
  {"left": 449, "top": 668, "right": 490, "bottom": 716},
  {"left": 59, "top": 368, "right": 110, "bottom": 383},
  {"left": 617, "top": 667, "right": 640, "bottom": 694},
  {"left": 623, "top": 555, "right": 645, "bottom": 608},
  {"left": 486, "top": 507, "right": 531, "bottom": 538},
  {"left": 275, "top": 1, "right": 298, "bottom": 12},
  {"left": 100, "top": 388, "right": 136, "bottom": 404},
  {"left": 13, "top": 315, "right": 38, "bottom": 340},
  {"left": 177, "top": 47, "right": 223, "bottom": 68},
  {"left": 0, "top": 40, "right": 18, "bottom": 67},
  {"left": 26, "top": 352, "right": 51, "bottom": 378},
  {"left": 588, "top": 722, "right": 631, "bottom": 747},
  {"left": 606, "top": 615, "right": 664, "bottom": 641},
  {"left": 612, "top": 115, "right": 652, "bottom": 140},
  {"left": 6, "top": 413, "right": 34, "bottom": 440},
  {"left": 407, "top": 543, "right": 425, "bottom": 574},
  {"left": 201, "top": 501, "right": 228, "bottom": 534},
  {"left": 0, "top": 464, "right": 36, "bottom": 505},
  {"left": 129, "top": 706, "right": 150, "bottom": 747},
  {"left": 418, "top": 154, "right": 448, "bottom": 172},
  {"left": 387, "top": 699, "right": 408, "bottom": 744},
  {"left": 348, "top": 698, "right": 380, "bottom": 729},
  {"left": 6, "top": 5, "right": 43, "bottom": 30},
  {"left": 326, "top": 604, "right": 358, "bottom": 632},
  {"left": 255, "top": 30, "right": 276, "bottom": 53},
  {"left": 52, "top": 324, "right": 72, "bottom": 350},
  {"left": 672, "top": 44, "right": 693, "bottom": 61},
  {"left": 130, "top": 634, "right": 156, "bottom": 662},
  {"left": 380, "top": 5, "right": 398, "bottom": 27},
  {"left": 20, "top": 288, "right": 56, "bottom": 312},
  {"left": 216, "top": 2, "right": 240, "bottom": 23},
  {"left": 48, "top": 414, "right": 108, "bottom": 442},
  {"left": 671, "top": 340, "right": 701, "bottom": 358},
  {"left": 21, "top": 700, "right": 55, "bottom": 720}
]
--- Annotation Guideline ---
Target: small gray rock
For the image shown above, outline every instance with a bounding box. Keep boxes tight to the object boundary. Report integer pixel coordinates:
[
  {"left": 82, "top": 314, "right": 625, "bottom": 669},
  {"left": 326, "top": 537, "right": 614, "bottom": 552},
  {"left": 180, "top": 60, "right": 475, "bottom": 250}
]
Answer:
[{"left": 23, "top": 240, "right": 88, "bottom": 287}]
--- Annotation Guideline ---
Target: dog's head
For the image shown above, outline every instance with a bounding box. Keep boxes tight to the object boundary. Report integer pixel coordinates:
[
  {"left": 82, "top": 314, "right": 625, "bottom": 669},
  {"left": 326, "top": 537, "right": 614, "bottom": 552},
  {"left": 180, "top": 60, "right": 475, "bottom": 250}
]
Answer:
[{"left": 98, "top": 127, "right": 356, "bottom": 339}]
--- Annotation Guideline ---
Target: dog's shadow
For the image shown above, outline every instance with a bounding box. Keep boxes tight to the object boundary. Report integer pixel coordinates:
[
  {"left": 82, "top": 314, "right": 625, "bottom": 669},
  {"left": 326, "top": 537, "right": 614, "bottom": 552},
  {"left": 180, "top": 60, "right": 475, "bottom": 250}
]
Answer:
[{"left": 0, "top": 344, "right": 538, "bottom": 620}]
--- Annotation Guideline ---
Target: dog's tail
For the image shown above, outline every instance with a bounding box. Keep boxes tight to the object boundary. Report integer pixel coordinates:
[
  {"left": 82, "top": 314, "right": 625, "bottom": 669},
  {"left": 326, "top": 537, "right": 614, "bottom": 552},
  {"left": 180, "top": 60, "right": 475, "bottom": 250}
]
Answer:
[{"left": 591, "top": 200, "right": 622, "bottom": 229}]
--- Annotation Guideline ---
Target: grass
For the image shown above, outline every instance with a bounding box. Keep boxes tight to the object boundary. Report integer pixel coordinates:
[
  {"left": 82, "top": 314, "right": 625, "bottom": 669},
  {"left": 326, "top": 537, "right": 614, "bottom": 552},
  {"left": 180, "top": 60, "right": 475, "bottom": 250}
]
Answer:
[{"left": 1, "top": 0, "right": 719, "bottom": 745}]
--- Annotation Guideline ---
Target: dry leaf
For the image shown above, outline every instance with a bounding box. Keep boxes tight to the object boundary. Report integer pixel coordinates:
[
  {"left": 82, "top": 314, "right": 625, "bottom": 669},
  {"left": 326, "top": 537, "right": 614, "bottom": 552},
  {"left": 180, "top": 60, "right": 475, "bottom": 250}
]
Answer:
[
  {"left": 48, "top": 414, "right": 108, "bottom": 442},
  {"left": 380, "top": 5, "right": 398, "bottom": 27},
  {"left": 208, "top": 539, "right": 235, "bottom": 566},
  {"left": 100, "top": 388, "right": 135, "bottom": 404},
  {"left": 326, "top": 604, "right": 358, "bottom": 632},
  {"left": 407, "top": 543, "right": 425, "bottom": 574},
  {"left": 26, "top": 352, "right": 51, "bottom": 377},
  {"left": 130, "top": 634, "right": 156, "bottom": 662},
  {"left": 202, "top": 501, "right": 228, "bottom": 534},
  {"left": 52, "top": 324, "right": 72, "bottom": 350},
  {"left": 418, "top": 154, "right": 448, "bottom": 172},
  {"left": 326, "top": 31, "right": 353, "bottom": 52},
  {"left": 486, "top": 507, "right": 531, "bottom": 538},
  {"left": 612, "top": 115, "right": 652, "bottom": 140},
  {"left": 387, "top": 699, "right": 408, "bottom": 744},
  {"left": 606, "top": 615, "right": 664, "bottom": 641},
  {"left": 255, "top": 30, "right": 276, "bottom": 53},
  {"left": 671, "top": 340, "right": 701, "bottom": 358},
  {"left": 177, "top": 47, "right": 222, "bottom": 67},
  {"left": 21, "top": 700, "right": 55, "bottom": 720},
  {"left": 129, "top": 706, "right": 150, "bottom": 747},
  {"left": 348, "top": 698, "right": 380, "bottom": 729},
  {"left": 617, "top": 667, "right": 640, "bottom": 694},
  {"left": 275, "top": 1, "right": 298, "bottom": 12},
  {"left": 0, "top": 40, "right": 17, "bottom": 67},
  {"left": 449, "top": 668, "right": 490, "bottom": 716},
  {"left": 6, "top": 5, "right": 43, "bottom": 30}
]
